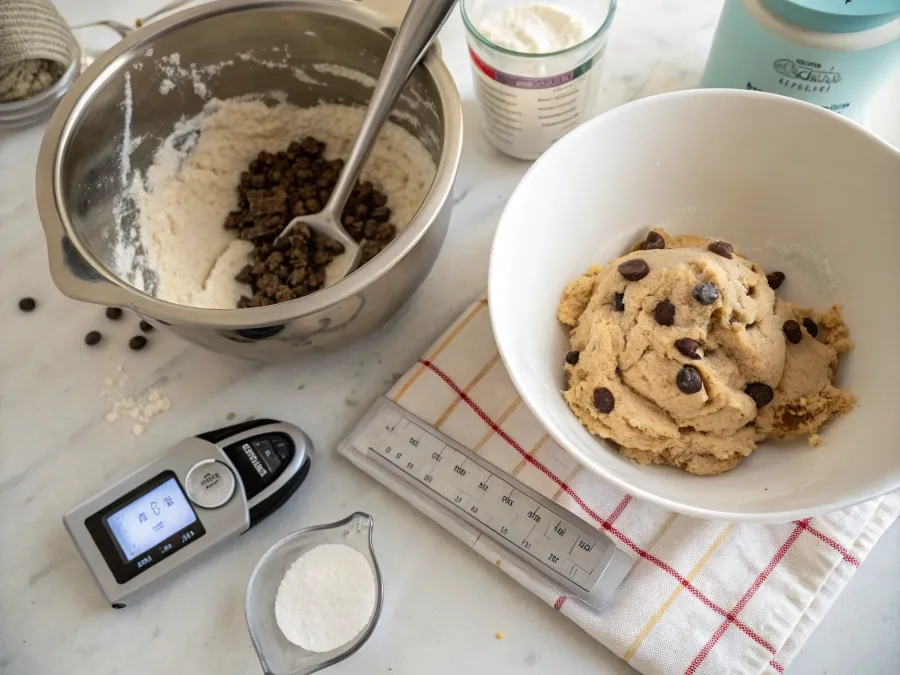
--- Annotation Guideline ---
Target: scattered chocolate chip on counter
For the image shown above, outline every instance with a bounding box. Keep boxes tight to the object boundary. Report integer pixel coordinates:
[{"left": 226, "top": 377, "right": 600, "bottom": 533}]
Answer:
[
  {"left": 139, "top": 320, "right": 154, "bottom": 333},
  {"left": 85, "top": 331, "right": 102, "bottom": 346},
  {"left": 106, "top": 307, "right": 123, "bottom": 320},
  {"left": 227, "top": 137, "right": 398, "bottom": 308},
  {"left": 766, "top": 271, "right": 785, "bottom": 290},
  {"left": 129, "top": 335, "right": 148, "bottom": 351},
  {"left": 18, "top": 297, "right": 36, "bottom": 312}
]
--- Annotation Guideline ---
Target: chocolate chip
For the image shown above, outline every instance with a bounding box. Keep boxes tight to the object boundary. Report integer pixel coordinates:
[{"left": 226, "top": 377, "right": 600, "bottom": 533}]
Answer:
[
  {"left": 766, "top": 271, "right": 785, "bottom": 289},
  {"left": 802, "top": 318, "right": 818, "bottom": 338},
  {"left": 654, "top": 300, "right": 676, "bottom": 326},
  {"left": 565, "top": 350, "right": 580, "bottom": 365},
  {"left": 18, "top": 297, "right": 36, "bottom": 312},
  {"left": 84, "top": 331, "right": 102, "bottom": 346},
  {"left": 105, "top": 307, "right": 123, "bottom": 320},
  {"left": 227, "top": 135, "right": 396, "bottom": 308},
  {"left": 676, "top": 365, "right": 703, "bottom": 394},
  {"left": 129, "top": 336, "right": 148, "bottom": 351},
  {"left": 613, "top": 292, "right": 625, "bottom": 312},
  {"left": 707, "top": 241, "right": 733, "bottom": 259},
  {"left": 139, "top": 320, "right": 154, "bottom": 333},
  {"left": 642, "top": 231, "right": 665, "bottom": 250},
  {"left": 593, "top": 387, "right": 615, "bottom": 413},
  {"left": 675, "top": 338, "right": 701, "bottom": 359},
  {"left": 618, "top": 259, "right": 650, "bottom": 281},
  {"left": 692, "top": 282, "right": 720, "bottom": 305},
  {"left": 744, "top": 382, "right": 774, "bottom": 408},
  {"left": 783, "top": 320, "right": 802, "bottom": 344}
]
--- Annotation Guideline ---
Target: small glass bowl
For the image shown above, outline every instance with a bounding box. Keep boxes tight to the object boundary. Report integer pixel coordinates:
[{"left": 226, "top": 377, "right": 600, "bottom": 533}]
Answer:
[
  {"left": 245, "top": 513, "right": 384, "bottom": 675},
  {"left": 0, "top": 44, "right": 83, "bottom": 130}
]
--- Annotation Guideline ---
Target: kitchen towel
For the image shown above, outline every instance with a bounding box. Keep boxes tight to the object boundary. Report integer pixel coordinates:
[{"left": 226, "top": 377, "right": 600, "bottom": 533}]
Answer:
[{"left": 340, "top": 297, "right": 900, "bottom": 675}]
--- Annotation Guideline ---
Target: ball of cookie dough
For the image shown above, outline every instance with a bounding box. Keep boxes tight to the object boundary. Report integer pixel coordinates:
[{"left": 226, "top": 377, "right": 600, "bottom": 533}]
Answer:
[{"left": 560, "top": 233, "right": 789, "bottom": 475}]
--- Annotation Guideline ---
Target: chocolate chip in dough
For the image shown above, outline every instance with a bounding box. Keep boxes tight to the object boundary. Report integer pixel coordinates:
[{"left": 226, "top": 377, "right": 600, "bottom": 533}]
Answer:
[
  {"left": 84, "top": 331, "right": 102, "bottom": 346},
  {"left": 593, "top": 387, "right": 615, "bottom": 413},
  {"left": 139, "top": 320, "right": 155, "bottom": 333},
  {"left": 744, "top": 382, "right": 774, "bottom": 408},
  {"left": 105, "top": 307, "right": 123, "bottom": 320},
  {"left": 18, "top": 297, "right": 36, "bottom": 312},
  {"left": 674, "top": 338, "right": 701, "bottom": 359},
  {"left": 692, "top": 282, "right": 720, "bottom": 305},
  {"left": 613, "top": 292, "right": 625, "bottom": 312},
  {"left": 675, "top": 366, "right": 703, "bottom": 394},
  {"left": 707, "top": 241, "right": 734, "bottom": 259},
  {"left": 618, "top": 259, "right": 650, "bottom": 281},
  {"left": 783, "top": 320, "right": 802, "bottom": 344},
  {"left": 129, "top": 335, "right": 148, "bottom": 351},
  {"left": 654, "top": 300, "right": 676, "bottom": 326},
  {"left": 565, "top": 350, "right": 580, "bottom": 365},
  {"left": 766, "top": 271, "right": 785, "bottom": 289},
  {"left": 676, "top": 365, "right": 703, "bottom": 394},
  {"left": 803, "top": 318, "right": 819, "bottom": 338},
  {"left": 642, "top": 231, "right": 665, "bottom": 250}
]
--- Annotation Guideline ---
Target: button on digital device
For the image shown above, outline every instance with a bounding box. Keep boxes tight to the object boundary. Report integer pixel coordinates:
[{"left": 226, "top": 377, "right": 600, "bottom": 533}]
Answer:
[
  {"left": 64, "top": 420, "right": 311, "bottom": 607},
  {"left": 185, "top": 460, "right": 236, "bottom": 509}
]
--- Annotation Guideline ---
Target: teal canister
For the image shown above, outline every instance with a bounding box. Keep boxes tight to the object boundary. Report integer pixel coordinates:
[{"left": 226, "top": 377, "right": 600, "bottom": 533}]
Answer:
[{"left": 701, "top": 0, "right": 900, "bottom": 121}]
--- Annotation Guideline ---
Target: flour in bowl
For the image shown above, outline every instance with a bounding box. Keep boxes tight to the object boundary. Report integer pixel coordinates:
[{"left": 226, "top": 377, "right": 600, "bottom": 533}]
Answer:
[{"left": 131, "top": 98, "right": 436, "bottom": 309}]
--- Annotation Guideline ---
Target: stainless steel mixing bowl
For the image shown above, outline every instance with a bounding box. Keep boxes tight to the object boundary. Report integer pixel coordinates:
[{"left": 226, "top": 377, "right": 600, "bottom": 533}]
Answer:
[{"left": 36, "top": 0, "right": 462, "bottom": 360}]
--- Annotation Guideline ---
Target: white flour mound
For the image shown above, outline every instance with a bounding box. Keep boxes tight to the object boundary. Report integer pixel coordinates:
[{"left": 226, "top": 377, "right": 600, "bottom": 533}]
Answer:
[
  {"left": 274, "top": 543, "right": 376, "bottom": 653},
  {"left": 136, "top": 99, "right": 436, "bottom": 309}
]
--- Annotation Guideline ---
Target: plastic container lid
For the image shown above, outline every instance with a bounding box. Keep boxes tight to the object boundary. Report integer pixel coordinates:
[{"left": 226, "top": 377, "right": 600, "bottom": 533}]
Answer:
[{"left": 762, "top": 0, "right": 900, "bottom": 33}]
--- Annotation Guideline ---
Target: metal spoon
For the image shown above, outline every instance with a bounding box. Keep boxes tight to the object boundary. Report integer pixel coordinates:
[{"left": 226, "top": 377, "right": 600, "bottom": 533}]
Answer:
[
  {"left": 71, "top": 0, "right": 196, "bottom": 36},
  {"left": 273, "top": 0, "right": 458, "bottom": 283}
]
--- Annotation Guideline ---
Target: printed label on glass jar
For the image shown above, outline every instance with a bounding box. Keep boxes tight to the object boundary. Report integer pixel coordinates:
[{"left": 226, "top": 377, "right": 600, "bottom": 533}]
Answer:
[{"left": 469, "top": 49, "right": 602, "bottom": 160}]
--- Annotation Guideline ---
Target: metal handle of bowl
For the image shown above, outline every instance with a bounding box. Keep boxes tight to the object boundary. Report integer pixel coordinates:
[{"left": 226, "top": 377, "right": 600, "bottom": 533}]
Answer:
[{"left": 47, "top": 235, "right": 134, "bottom": 307}]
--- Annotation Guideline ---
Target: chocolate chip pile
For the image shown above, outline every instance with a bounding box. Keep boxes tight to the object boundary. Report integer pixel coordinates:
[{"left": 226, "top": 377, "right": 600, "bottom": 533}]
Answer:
[{"left": 225, "top": 137, "right": 397, "bottom": 308}]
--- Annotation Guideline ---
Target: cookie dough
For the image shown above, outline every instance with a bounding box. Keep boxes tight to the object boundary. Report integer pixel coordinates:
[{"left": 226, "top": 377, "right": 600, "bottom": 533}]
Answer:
[{"left": 558, "top": 230, "right": 855, "bottom": 476}]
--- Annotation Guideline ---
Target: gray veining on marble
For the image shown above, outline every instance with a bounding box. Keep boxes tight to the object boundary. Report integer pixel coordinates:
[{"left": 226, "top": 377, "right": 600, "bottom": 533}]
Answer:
[{"left": 1, "top": 1, "right": 898, "bottom": 674}]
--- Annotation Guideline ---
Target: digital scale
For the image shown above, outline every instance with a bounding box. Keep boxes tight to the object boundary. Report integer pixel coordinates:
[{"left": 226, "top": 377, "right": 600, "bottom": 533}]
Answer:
[
  {"left": 66, "top": 399, "right": 632, "bottom": 610},
  {"left": 339, "top": 398, "right": 635, "bottom": 605},
  {"left": 64, "top": 420, "right": 311, "bottom": 607}
]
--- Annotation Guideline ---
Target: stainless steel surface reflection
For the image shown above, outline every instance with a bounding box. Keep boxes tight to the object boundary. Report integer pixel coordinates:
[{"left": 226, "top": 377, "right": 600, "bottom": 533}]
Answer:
[{"left": 37, "top": 0, "right": 463, "bottom": 360}]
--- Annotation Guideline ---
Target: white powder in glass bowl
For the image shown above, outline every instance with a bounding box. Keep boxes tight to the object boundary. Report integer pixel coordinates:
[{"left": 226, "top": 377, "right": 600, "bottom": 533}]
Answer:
[{"left": 124, "top": 97, "right": 436, "bottom": 309}]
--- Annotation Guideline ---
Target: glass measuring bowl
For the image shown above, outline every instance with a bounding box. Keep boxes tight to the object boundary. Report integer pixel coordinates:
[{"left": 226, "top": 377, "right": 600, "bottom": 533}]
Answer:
[
  {"left": 245, "top": 513, "right": 384, "bottom": 675},
  {"left": 461, "top": 0, "right": 617, "bottom": 160}
]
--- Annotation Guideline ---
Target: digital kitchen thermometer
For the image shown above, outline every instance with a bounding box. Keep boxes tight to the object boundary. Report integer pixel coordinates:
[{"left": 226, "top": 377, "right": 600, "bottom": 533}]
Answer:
[
  {"left": 64, "top": 420, "right": 311, "bottom": 607},
  {"left": 340, "top": 399, "right": 635, "bottom": 605}
]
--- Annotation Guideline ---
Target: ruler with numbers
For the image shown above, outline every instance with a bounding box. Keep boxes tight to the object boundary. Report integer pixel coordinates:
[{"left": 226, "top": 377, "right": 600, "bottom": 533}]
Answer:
[{"left": 339, "top": 398, "right": 635, "bottom": 606}]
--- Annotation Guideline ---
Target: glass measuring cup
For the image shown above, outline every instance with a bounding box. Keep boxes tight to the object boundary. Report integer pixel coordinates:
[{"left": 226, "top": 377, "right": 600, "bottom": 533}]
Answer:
[
  {"left": 245, "top": 513, "right": 384, "bottom": 675},
  {"left": 461, "top": 0, "right": 617, "bottom": 159}
]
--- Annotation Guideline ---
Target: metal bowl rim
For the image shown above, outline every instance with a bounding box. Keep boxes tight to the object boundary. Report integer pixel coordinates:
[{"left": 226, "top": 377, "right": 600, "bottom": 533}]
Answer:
[{"left": 36, "top": 0, "right": 463, "bottom": 329}]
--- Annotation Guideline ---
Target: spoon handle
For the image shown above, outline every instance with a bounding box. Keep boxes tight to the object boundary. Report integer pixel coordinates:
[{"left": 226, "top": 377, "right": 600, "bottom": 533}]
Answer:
[{"left": 322, "top": 0, "right": 458, "bottom": 220}]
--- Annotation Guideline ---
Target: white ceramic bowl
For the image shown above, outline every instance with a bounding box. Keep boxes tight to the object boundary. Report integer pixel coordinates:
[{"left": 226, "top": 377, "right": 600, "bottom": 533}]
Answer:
[{"left": 489, "top": 90, "right": 900, "bottom": 523}]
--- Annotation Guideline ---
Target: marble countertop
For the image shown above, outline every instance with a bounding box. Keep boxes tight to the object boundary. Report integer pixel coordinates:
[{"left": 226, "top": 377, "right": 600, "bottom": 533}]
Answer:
[{"left": 1, "top": 1, "right": 898, "bottom": 674}]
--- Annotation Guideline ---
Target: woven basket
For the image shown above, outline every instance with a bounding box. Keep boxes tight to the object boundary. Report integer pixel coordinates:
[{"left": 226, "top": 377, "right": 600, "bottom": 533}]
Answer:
[{"left": 0, "top": 0, "right": 78, "bottom": 70}]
